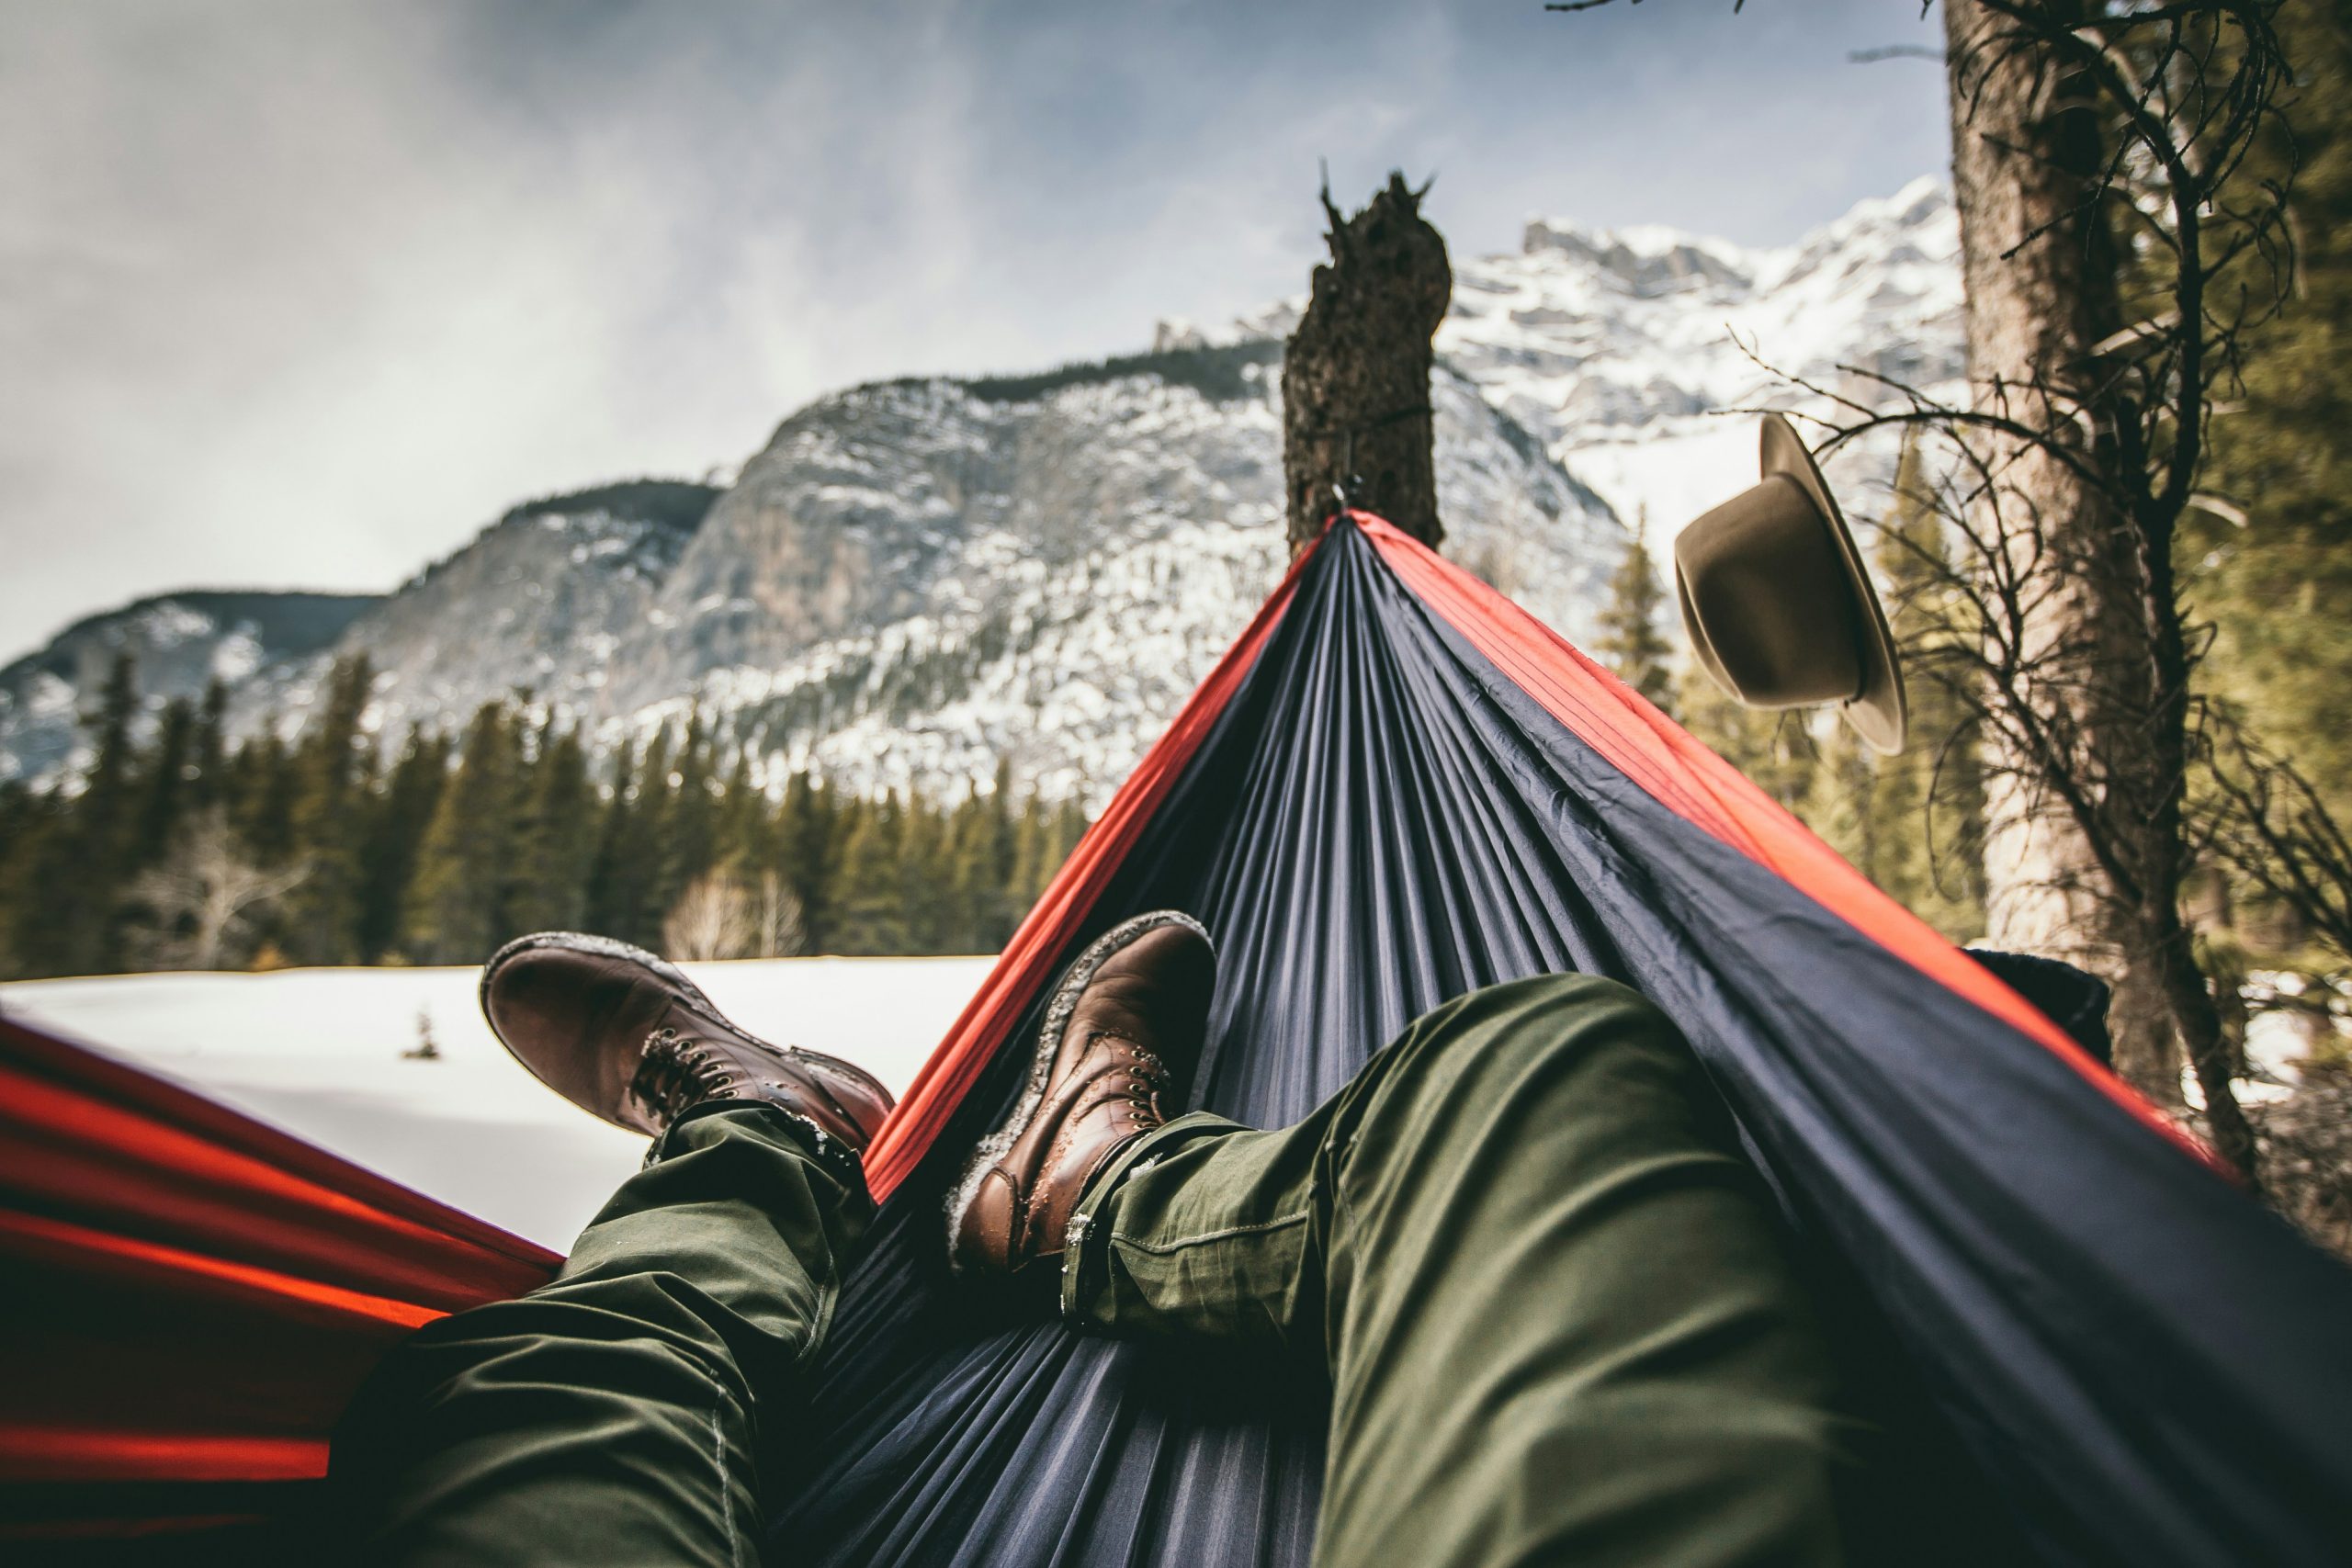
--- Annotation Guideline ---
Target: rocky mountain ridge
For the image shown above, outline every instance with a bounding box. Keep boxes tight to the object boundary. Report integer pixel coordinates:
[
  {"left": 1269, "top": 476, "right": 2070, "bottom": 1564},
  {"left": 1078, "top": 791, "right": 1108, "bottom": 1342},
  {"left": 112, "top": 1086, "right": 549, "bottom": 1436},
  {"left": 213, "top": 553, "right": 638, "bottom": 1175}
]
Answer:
[
  {"left": 3, "top": 180, "right": 1963, "bottom": 803},
  {"left": 0, "top": 591, "right": 381, "bottom": 782},
  {"left": 1164, "top": 175, "right": 1963, "bottom": 536}
]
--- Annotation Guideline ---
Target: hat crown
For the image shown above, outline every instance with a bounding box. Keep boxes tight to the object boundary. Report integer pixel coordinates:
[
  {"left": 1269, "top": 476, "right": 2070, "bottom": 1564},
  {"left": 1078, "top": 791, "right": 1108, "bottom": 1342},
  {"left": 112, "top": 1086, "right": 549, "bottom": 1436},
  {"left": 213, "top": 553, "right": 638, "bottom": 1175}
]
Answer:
[
  {"left": 1677, "top": 474, "right": 1865, "bottom": 708},
  {"left": 1669, "top": 414, "right": 1906, "bottom": 754}
]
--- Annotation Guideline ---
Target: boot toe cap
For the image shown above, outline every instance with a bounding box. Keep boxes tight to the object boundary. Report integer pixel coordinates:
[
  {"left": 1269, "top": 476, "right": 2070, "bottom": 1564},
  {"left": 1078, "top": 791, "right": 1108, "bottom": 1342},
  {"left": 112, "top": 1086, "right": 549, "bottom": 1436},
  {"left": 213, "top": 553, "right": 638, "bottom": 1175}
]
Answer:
[{"left": 481, "top": 943, "right": 651, "bottom": 1116}]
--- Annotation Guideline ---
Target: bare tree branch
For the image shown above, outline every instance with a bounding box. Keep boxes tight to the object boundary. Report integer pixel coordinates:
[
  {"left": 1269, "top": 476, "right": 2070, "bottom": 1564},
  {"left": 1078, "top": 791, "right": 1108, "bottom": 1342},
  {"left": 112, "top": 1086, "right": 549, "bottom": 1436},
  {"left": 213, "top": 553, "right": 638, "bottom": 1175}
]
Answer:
[{"left": 1569, "top": 0, "right": 2301, "bottom": 1185}]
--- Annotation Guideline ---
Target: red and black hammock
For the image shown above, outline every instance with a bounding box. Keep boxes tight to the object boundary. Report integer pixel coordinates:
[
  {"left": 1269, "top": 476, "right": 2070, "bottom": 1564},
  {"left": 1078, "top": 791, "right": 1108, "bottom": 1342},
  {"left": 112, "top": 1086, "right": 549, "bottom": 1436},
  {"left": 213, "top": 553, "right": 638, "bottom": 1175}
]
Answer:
[{"left": 6, "top": 514, "right": 2349, "bottom": 1564}]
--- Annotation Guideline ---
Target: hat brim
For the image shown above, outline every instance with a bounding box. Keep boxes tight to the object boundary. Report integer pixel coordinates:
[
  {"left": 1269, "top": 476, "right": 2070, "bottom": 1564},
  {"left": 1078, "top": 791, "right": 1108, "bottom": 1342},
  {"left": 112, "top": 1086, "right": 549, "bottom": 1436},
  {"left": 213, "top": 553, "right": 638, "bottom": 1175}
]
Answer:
[{"left": 1758, "top": 413, "right": 1906, "bottom": 754}]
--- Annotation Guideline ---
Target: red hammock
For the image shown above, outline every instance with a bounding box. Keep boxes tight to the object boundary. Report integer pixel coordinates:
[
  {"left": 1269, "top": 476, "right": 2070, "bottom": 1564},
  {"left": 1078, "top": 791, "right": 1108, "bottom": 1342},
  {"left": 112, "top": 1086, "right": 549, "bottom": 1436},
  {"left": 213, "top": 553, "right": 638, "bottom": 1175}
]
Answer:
[{"left": 0, "top": 1014, "right": 558, "bottom": 1541}]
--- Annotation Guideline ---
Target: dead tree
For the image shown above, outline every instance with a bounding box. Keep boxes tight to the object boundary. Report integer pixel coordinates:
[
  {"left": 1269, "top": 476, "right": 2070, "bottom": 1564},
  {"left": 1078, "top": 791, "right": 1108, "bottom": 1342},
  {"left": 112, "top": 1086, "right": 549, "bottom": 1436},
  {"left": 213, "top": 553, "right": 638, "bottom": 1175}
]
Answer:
[
  {"left": 129, "top": 809, "right": 311, "bottom": 971},
  {"left": 1283, "top": 173, "right": 1453, "bottom": 554},
  {"left": 2204, "top": 726, "right": 2352, "bottom": 965}
]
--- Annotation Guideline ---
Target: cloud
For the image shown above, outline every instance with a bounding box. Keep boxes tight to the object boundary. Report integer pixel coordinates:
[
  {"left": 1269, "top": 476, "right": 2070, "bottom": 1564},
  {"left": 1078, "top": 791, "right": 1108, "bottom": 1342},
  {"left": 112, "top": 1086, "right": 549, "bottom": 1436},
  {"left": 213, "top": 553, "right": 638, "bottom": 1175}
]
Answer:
[{"left": 0, "top": 0, "right": 1949, "bottom": 656}]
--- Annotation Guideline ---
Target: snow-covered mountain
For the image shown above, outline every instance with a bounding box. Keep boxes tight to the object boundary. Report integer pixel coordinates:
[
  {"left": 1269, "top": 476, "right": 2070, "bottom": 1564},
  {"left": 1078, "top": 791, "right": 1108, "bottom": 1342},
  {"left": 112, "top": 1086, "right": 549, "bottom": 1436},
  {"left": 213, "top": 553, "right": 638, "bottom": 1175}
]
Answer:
[
  {"left": 232, "top": 481, "right": 719, "bottom": 759},
  {"left": 1, "top": 180, "right": 1962, "bottom": 802},
  {"left": 589, "top": 353, "right": 1614, "bottom": 799},
  {"left": 1169, "top": 175, "right": 1963, "bottom": 540},
  {"left": 0, "top": 591, "right": 379, "bottom": 783},
  {"left": 258, "top": 349, "right": 1606, "bottom": 805}
]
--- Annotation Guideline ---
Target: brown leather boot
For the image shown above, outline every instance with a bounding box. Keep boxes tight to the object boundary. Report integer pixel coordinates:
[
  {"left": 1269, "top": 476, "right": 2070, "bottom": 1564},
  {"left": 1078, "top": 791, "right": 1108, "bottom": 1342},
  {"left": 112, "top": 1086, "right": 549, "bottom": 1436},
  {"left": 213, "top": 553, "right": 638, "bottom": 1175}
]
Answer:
[
  {"left": 480, "top": 931, "right": 894, "bottom": 1182},
  {"left": 948, "top": 910, "right": 1215, "bottom": 1282}
]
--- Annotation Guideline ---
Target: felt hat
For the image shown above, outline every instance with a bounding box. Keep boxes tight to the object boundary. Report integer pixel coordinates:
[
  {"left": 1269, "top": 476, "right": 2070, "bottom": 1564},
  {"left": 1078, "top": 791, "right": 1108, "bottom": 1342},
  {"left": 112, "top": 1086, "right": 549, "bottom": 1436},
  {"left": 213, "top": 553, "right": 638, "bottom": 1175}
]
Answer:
[{"left": 1673, "top": 413, "right": 1906, "bottom": 754}]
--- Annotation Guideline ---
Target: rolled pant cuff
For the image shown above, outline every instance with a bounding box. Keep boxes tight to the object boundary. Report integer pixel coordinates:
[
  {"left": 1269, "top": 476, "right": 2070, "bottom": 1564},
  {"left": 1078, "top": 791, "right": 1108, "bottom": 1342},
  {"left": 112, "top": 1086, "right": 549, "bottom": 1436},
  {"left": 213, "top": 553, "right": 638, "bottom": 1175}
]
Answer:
[
  {"left": 1059, "top": 1110, "right": 1237, "bottom": 1322},
  {"left": 664, "top": 1097, "right": 871, "bottom": 1201}
]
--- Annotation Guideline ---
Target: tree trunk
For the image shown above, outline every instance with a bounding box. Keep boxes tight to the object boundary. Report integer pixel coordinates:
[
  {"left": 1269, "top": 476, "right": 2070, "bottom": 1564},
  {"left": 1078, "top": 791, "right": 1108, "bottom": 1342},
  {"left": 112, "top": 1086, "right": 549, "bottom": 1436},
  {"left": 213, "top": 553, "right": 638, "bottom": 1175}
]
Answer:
[
  {"left": 1941, "top": 0, "right": 2176, "bottom": 1094},
  {"left": 1282, "top": 174, "right": 1452, "bottom": 554},
  {"left": 1943, "top": 1, "right": 2258, "bottom": 1184}
]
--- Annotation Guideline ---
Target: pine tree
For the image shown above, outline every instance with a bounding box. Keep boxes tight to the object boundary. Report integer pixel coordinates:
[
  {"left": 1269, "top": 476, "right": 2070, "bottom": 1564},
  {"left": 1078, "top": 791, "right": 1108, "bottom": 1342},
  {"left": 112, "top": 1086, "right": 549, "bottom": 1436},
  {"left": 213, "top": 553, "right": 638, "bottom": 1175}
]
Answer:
[
  {"left": 0, "top": 782, "right": 33, "bottom": 915},
  {"left": 1674, "top": 661, "right": 1815, "bottom": 811},
  {"left": 621, "top": 726, "right": 678, "bottom": 949},
  {"left": 1866, "top": 438, "right": 1987, "bottom": 941},
  {"left": 131, "top": 695, "right": 197, "bottom": 870},
  {"left": 4, "top": 671, "right": 1117, "bottom": 972},
  {"left": 401, "top": 702, "right": 524, "bottom": 963},
  {"left": 4, "top": 654, "right": 159, "bottom": 976},
  {"left": 894, "top": 793, "right": 949, "bottom": 952},
  {"left": 584, "top": 739, "right": 646, "bottom": 943},
  {"left": 777, "top": 771, "right": 836, "bottom": 950},
  {"left": 1010, "top": 788, "right": 1080, "bottom": 914},
  {"left": 942, "top": 769, "right": 1017, "bottom": 953},
  {"left": 508, "top": 720, "right": 597, "bottom": 937},
  {"left": 0, "top": 783, "right": 62, "bottom": 976},
  {"left": 829, "top": 795, "right": 908, "bottom": 954},
  {"left": 1805, "top": 714, "right": 1879, "bottom": 878},
  {"left": 188, "top": 678, "right": 229, "bottom": 810},
  {"left": 1594, "top": 508, "right": 1677, "bottom": 716},
  {"left": 232, "top": 730, "right": 300, "bottom": 868},
  {"left": 1046, "top": 796, "right": 1091, "bottom": 896},
  {"left": 2199, "top": 0, "right": 2352, "bottom": 834},
  {"left": 653, "top": 713, "right": 719, "bottom": 926},
  {"left": 356, "top": 729, "right": 450, "bottom": 961},
  {"left": 712, "top": 748, "right": 772, "bottom": 876},
  {"left": 57, "top": 651, "right": 141, "bottom": 973},
  {"left": 284, "top": 655, "right": 376, "bottom": 964}
]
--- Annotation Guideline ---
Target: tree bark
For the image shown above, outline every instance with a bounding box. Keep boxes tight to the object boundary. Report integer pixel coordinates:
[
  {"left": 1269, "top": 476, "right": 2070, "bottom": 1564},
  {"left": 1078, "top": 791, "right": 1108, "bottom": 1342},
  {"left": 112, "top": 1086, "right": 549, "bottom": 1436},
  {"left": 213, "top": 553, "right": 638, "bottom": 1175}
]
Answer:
[
  {"left": 1282, "top": 174, "right": 1452, "bottom": 554},
  {"left": 1942, "top": 0, "right": 2259, "bottom": 1183},
  {"left": 1942, "top": 0, "right": 2172, "bottom": 1090}
]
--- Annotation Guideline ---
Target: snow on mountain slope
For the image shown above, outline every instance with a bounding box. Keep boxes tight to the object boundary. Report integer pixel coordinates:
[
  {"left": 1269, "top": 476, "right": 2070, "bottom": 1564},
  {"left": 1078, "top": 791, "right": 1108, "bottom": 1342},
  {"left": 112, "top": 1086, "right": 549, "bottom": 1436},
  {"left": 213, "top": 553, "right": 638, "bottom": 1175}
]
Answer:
[
  {"left": 1, "top": 956, "right": 991, "bottom": 1247},
  {"left": 161, "top": 347, "right": 1602, "bottom": 806},
  {"left": 0, "top": 590, "right": 380, "bottom": 783},
  {"left": 1174, "top": 176, "right": 1964, "bottom": 544},
  {"left": 3, "top": 182, "right": 1961, "bottom": 802},
  {"left": 257, "top": 497, "right": 709, "bottom": 750},
  {"left": 611, "top": 353, "right": 1614, "bottom": 802},
  {"left": 0, "top": 346, "right": 1611, "bottom": 803},
  {"left": 1471, "top": 177, "right": 1963, "bottom": 535}
]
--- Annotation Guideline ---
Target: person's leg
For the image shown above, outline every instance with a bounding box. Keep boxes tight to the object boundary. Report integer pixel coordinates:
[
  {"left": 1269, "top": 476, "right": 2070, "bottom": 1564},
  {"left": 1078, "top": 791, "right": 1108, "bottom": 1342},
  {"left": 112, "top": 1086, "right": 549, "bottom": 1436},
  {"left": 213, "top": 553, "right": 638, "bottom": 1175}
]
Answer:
[
  {"left": 1069, "top": 974, "right": 1866, "bottom": 1568},
  {"left": 333, "top": 1101, "right": 868, "bottom": 1566}
]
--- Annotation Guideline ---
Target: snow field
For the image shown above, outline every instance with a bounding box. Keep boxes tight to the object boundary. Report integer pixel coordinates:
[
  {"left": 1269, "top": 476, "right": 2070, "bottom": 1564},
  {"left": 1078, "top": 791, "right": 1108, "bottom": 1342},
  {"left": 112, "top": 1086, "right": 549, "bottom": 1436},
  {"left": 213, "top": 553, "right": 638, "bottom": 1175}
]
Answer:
[{"left": 2, "top": 956, "right": 996, "bottom": 1250}]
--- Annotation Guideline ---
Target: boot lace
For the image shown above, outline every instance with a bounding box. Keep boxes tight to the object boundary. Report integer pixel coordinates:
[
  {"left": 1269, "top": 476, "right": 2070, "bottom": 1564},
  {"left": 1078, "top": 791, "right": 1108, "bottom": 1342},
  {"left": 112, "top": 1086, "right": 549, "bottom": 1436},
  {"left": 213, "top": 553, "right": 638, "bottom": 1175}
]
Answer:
[{"left": 629, "top": 1027, "right": 736, "bottom": 1127}]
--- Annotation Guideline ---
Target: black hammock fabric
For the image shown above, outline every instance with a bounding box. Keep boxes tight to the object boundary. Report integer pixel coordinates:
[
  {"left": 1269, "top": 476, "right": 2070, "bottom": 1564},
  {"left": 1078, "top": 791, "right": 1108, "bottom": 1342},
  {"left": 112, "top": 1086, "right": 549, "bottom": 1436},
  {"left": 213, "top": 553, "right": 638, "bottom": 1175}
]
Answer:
[{"left": 768, "top": 515, "right": 2352, "bottom": 1568}]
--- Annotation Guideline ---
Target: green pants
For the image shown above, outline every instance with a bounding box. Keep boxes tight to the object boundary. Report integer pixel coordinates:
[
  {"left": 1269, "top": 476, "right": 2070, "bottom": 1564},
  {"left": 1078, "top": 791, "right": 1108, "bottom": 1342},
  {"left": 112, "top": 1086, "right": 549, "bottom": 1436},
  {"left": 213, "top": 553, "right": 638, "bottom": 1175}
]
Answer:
[
  {"left": 337, "top": 976, "right": 1862, "bottom": 1566},
  {"left": 334, "top": 1100, "right": 869, "bottom": 1564}
]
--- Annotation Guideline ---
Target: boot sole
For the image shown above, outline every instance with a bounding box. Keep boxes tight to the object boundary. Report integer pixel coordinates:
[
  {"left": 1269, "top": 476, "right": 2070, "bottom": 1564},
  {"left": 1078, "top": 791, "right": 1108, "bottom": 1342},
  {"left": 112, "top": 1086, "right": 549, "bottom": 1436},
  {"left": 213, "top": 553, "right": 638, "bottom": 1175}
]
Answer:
[
  {"left": 944, "top": 909, "right": 1212, "bottom": 1272},
  {"left": 478, "top": 931, "right": 896, "bottom": 1118}
]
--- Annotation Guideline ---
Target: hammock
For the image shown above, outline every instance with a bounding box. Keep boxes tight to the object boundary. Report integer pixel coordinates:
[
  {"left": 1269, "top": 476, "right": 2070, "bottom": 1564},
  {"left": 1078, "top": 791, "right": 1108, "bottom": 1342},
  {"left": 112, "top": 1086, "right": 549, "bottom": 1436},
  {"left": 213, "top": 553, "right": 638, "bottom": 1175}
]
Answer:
[{"left": 5, "top": 513, "right": 2348, "bottom": 1564}]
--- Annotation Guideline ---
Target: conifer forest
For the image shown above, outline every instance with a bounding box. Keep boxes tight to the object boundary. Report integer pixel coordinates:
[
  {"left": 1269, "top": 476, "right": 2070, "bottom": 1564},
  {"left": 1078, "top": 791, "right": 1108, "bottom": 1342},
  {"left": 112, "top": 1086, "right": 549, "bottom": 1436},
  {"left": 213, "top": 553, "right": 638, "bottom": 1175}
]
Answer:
[{"left": 0, "top": 653, "right": 1088, "bottom": 977}]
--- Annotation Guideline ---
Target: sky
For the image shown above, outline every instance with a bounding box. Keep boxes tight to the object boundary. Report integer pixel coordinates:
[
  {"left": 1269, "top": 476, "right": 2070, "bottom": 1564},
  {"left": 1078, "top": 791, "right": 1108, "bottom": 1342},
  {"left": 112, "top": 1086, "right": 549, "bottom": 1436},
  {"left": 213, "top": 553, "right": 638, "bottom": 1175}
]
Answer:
[{"left": 0, "top": 1, "right": 1951, "bottom": 656}]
